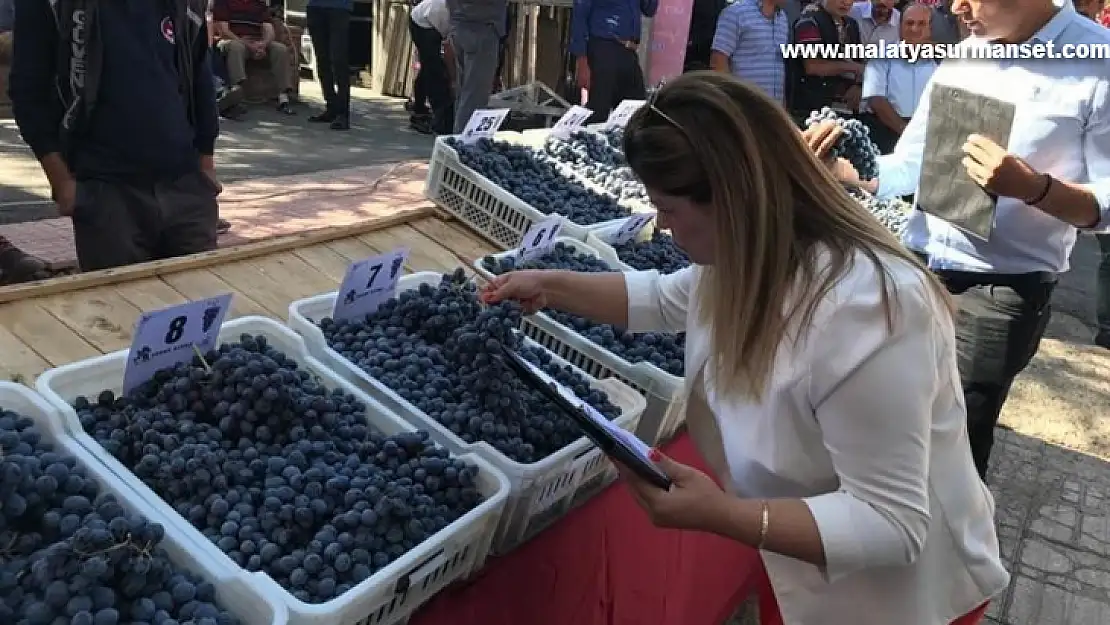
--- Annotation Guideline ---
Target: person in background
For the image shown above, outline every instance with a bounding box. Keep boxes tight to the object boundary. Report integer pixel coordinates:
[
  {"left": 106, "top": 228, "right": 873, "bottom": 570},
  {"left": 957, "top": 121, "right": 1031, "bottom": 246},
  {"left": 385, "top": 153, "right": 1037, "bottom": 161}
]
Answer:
[
  {"left": 851, "top": 0, "right": 901, "bottom": 44},
  {"left": 212, "top": 0, "right": 297, "bottom": 115},
  {"left": 306, "top": 0, "right": 352, "bottom": 130},
  {"left": 570, "top": 0, "right": 660, "bottom": 123},
  {"left": 710, "top": 0, "right": 791, "bottom": 106},
  {"left": 685, "top": 0, "right": 729, "bottom": 71},
  {"left": 859, "top": 4, "right": 934, "bottom": 152},
  {"left": 930, "top": 0, "right": 964, "bottom": 42},
  {"left": 809, "top": 0, "right": 1110, "bottom": 478},
  {"left": 791, "top": 0, "right": 865, "bottom": 115},
  {"left": 447, "top": 0, "right": 508, "bottom": 132},
  {"left": 409, "top": 0, "right": 455, "bottom": 135},
  {"left": 0, "top": 0, "right": 12, "bottom": 104},
  {"left": 11, "top": 0, "right": 222, "bottom": 272},
  {"left": 483, "top": 72, "right": 1008, "bottom": 625},
  {"left": 1075, "top": 0, "right": 1110, "bottom": 348}
]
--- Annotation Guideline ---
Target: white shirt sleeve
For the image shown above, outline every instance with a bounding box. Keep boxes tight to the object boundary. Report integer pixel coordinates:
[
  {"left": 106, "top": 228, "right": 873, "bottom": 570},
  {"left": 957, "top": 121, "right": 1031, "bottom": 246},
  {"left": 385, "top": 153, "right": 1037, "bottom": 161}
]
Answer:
[
  {"left": 801, "top": 274, "right": 940, "bottom": 583},
  {"left": 1080, "top": 77, "right": 1110, "bottom": 232},
  {"left": 623, "top": 267, "right": 697, "bottom": 334},
  {"left": 875, "top": 75, "right": 933, "bottom": 199},
  {"left": 861, "top": 58, "right": 889, "bottom": 103}
]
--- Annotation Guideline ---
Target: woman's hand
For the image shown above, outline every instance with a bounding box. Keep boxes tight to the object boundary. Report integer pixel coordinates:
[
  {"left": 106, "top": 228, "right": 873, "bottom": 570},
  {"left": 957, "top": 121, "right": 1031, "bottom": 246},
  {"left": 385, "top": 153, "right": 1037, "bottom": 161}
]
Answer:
[
  {"left": 479, "top": 270, "right": 549, "bottom": 313},
  {"left": 618, "top": 450, "right": 729, "bottom": 532},
  {"left": 802, "top": 119, "right": 843, "bottom": 161}
]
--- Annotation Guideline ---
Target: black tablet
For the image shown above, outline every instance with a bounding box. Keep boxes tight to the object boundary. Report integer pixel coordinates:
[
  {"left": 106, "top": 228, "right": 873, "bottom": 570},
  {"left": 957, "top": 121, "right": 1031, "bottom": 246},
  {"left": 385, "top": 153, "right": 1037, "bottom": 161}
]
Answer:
[{"left": 499, "top": 344, "right": 673, "bottom": 490}]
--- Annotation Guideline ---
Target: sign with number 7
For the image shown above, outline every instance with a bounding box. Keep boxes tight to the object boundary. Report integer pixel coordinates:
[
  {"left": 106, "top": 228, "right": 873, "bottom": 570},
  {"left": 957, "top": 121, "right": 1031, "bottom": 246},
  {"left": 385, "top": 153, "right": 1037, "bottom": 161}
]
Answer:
[{"left": 333, "top": 247, "right": 411, "bottom": 322}]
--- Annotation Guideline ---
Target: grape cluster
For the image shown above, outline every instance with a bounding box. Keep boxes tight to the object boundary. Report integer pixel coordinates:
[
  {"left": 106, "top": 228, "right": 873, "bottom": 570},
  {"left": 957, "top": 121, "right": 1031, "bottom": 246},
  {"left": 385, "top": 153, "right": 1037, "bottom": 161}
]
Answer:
[
  {"left": 848, "top": 187, "right": 911, "bottom": 237},
  {"left": 0, "top": 409, "right": 240, "bottom": 625},
  {"left": 599, "top": 128, "right": 625, "bottom": 154},
  {"left": 446, "top": 137, "right": 630, "bottom": 225},
  {"left": 541, "top": 131, "right": 650, "bottom": 205},
  {"left": 319, "top": 269, "right": 623, "bottom": 464},
  {"left": 805, "top": 107, "right": 880, "bottom": 180},
  {"left": 612, "top": 231, "right": 691, "bottom": 274},
  {"left": 481, "top": 245, "right": 686, "bottom": 377},
  {"left": 75, "top": 334, "right": 485, "bottom": 605}
]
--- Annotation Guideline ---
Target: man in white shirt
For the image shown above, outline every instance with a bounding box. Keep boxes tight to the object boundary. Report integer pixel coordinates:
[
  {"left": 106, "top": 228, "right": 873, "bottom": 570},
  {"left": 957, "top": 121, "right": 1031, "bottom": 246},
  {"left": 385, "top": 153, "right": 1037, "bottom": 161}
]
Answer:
[
  {"left": 409, "top": 0, "right": 455, "bottom": 135},
  {"left": 851, "top": 0, "right": 901, "bottom": 44},
  {"left": 809, "top": 0, "right": 1110, "bottom": 479},
  {"left": 858, "top": 4, "right": 936, "bottom": 152}
]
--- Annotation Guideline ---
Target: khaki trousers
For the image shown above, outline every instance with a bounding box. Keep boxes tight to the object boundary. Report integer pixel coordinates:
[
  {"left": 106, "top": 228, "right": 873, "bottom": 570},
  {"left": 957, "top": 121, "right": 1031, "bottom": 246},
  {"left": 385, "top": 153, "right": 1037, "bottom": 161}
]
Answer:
[{"left": 217, "top": 38, "right": 293, "bottom": 92}]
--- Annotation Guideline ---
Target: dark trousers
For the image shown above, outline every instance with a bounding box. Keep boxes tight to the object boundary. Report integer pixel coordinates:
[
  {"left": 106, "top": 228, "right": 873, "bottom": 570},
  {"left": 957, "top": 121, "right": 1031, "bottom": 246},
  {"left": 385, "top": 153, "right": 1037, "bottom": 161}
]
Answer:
[
  {"left": 585, "top": 38, "right": 646, "bottom": 123},
  {"left": 409, "top": 18, "right": 453, "bottom": 133},
  {"left": 72, "top": 172, "right": 220, "bottom": 272},
  {"left": 307, "top": 6, "right": 352, "bottom": 115},
  {"left": 929, "top": 262, "right": 1056, "bottom": 479},
  {"left": 857, "top": 112, "right": 904, "bottom": 154},
  {"left": 1097, "top": 234, "right": 1110, "bottom": 335}
]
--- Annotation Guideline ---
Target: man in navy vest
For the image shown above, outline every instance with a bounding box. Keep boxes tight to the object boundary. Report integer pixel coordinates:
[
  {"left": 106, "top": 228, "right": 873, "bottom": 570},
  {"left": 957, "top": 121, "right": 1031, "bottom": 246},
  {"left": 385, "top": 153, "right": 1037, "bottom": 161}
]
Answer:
[{"left": 11, "top": 0, "right": 222, "bottom": 272}]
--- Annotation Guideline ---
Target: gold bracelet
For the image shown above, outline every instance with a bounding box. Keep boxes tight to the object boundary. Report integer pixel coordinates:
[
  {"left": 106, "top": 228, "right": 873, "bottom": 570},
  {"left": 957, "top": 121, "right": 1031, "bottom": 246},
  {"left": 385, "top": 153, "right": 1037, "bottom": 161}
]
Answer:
[{"left": 757, "top": 500, "right": 770, "bottom": 550}]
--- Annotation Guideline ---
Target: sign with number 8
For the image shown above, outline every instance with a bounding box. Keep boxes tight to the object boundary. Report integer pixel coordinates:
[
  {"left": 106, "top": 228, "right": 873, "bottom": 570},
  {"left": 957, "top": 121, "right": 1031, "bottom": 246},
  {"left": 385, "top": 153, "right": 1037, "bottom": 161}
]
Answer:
[{"left": 123, "top": 294, "right": 234, "bottom": 394}]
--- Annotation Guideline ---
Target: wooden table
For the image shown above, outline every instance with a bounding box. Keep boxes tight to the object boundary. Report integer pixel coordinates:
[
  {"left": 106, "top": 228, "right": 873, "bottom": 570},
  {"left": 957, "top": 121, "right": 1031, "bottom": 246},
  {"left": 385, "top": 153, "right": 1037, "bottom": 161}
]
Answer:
[{"left": 0, "top": 212, "right": 496, "bottom": 383}]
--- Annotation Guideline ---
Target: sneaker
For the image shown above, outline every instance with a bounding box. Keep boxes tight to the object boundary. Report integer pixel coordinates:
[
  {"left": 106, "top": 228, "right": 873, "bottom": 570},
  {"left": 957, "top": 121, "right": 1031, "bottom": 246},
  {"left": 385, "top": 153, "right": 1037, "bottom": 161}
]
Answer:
[
  {"left": 217, "top": 219, "right": 232, "bottom": 235},
  {"left": 308, "top": 110, "right": 336, "bottom": 123},
  {"left": 0, "top": 240, "right": 48, "bottom": 284},
  {"left": 277, "top": 100, "right": 296, "bottom": 115},
  {"left": 330, "top": 114, "right": 350, "bottom": 131},
  {"left": 1096, "top": 331, "right": 1110, "bottom": 350},
  {"left": 218, "top": 84, "right": 244, "bottom": 114},
  {"left": 220, "top": 103, "right": 247, "bottom": 120},
  {"left": 409, "top": 117, "right": 434, "bottom": 135}
]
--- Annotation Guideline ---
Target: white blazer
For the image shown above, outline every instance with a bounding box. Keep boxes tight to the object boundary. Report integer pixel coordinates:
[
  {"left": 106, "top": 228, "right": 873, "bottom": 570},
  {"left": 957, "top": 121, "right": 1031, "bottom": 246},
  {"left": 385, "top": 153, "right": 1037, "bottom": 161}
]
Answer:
[{"left": 622, "top": 251, "right": 1010, "bottom": 625}]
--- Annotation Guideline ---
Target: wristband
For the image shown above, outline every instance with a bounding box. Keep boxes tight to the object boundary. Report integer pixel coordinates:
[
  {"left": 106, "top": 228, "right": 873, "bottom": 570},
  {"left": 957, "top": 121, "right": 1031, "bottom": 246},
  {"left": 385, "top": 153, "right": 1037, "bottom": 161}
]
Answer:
[
  {"left": 1025, "top": 173, "right": 1053, "bottom": 206},
  {"left": 757, "top": 500, "right": 770, "bottom": 550}
]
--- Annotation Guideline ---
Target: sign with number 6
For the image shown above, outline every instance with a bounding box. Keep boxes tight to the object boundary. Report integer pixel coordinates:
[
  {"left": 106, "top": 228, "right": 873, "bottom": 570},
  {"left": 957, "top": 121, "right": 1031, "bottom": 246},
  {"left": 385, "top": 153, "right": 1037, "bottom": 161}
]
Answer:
[
  {"left": 122, "top": 293, "right": 234, "bottom": 394},
  {"left": 517, "top": 216, "right": 563, "bottom": 261}
]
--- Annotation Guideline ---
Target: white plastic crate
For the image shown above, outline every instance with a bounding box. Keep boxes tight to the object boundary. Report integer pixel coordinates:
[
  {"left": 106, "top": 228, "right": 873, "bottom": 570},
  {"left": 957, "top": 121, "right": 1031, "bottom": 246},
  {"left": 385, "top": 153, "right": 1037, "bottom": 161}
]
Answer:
[
  {"left": 286, "top": 273, "right": 646, "bottom": 554},
  {"left": 474, "top": 237, "right": 685, "bottom": 446},
  {"left": 423, "top": 134, "right": 631, "bottom": 251},
  {"left": 0, "top": 381, "right": 289, "bottom": 625},
  {"left": 34, "top": 317, "right": 511, "bottom": 625}
]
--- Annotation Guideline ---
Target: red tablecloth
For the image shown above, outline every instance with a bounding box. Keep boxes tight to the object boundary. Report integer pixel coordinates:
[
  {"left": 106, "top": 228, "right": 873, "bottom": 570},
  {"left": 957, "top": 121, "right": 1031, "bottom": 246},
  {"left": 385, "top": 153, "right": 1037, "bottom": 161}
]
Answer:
[{"left": 412, "top": 434, "right": 762, "bottom": 625}]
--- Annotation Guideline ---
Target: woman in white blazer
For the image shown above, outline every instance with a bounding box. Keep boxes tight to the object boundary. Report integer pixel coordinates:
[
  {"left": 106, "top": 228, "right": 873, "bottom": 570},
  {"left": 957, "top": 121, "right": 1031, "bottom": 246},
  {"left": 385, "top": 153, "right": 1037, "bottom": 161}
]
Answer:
[{"left": 481, "top": 72, "right": 1010, "bottom": 625}]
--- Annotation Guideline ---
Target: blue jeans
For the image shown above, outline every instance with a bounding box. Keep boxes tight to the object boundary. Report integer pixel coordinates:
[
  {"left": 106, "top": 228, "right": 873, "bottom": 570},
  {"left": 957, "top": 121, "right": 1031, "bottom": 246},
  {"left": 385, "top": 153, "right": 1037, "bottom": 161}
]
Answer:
[{"left": 1098, "top": 234, "right": 1110, "bottom": 334}]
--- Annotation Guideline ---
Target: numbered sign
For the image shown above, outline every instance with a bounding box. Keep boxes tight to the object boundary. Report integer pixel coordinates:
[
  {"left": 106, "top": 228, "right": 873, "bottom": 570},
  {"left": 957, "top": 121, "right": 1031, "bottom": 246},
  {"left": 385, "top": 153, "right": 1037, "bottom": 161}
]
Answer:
[
  {"left": 333, "top": 247, "right": 410, "bottom": 322},
  {"left": 122, "top": 294, "right": 233, "bottom": 394},
  {"left": 517, "top": 216, "right": 562, "bottom": 261},
  {"left": 551, "top": 105, "right": 594, "bottom": 140},
  {"left": 606, "top": 100, "right": 647, "bottom": 129},
  {"left": 460, "top": 108, "right": 510, "bottom": 144},
  {"left": 604, "top": 213, "right": 655, "bottom": 246}
]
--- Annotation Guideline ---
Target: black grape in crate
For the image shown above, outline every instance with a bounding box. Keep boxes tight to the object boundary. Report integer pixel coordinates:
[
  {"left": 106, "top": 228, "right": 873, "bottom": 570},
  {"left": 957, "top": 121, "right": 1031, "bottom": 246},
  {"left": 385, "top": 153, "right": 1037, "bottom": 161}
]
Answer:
[
  {"left": 481, "top": 244, "right": 686, "bottom": 377},
  {"left": 444, "top": 137, "right": 630, "bottom": 225},
  {"left": 0, "top": 408, "right": 241, "bottom": 625},
  {"left": 319, "top": 269, "right": 623, "bottom": 465},
  {"left": 74, "top": 332, "right": 486, "bottom": 605},
  {"left": 612, "top": 231, "right": 691, "bottom": 274},
  {"left": 540, "top": 131, "right": 650, "bottom": 205}
]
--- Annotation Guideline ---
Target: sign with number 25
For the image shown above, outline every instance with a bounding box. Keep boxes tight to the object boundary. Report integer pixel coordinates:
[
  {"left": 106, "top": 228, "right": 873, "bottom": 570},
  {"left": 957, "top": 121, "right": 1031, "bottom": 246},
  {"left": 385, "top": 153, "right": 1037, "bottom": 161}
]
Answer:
[{"left": 122, "top": 293, "right": 234, "bottom": 394}]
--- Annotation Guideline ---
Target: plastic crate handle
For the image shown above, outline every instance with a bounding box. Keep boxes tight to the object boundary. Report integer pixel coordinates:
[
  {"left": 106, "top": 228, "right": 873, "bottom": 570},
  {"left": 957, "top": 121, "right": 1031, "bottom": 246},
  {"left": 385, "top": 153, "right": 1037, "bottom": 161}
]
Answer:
[{"left": 393, "top": 548, "right": 449, "bottom": 595}]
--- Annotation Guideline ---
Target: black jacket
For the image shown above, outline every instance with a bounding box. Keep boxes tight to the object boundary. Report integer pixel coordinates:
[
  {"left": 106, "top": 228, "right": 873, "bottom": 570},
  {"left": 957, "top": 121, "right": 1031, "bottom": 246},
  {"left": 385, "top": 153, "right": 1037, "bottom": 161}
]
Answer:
[{"left": 10, "top": 0, "right": 217, "bottom": 170}]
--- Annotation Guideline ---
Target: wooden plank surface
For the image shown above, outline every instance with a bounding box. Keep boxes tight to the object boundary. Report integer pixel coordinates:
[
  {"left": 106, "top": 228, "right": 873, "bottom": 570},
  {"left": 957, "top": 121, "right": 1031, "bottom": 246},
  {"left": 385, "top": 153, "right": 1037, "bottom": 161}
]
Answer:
[{"left": 0, "top": 217, "right": 494, "bottom": 384}]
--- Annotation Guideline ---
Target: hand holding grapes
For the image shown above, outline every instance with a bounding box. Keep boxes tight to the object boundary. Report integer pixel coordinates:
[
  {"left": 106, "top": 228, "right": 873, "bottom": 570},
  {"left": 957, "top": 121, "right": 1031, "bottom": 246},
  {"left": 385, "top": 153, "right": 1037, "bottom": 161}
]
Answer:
[
  {"left": 802, "top": 120, "right": 862, "bottom": 186},
  {"left": 962, "top": 134, "right": 1044, "bottom": 201},
  {"left": 480, "top": 270, "right": 549, "bottom": 313}
]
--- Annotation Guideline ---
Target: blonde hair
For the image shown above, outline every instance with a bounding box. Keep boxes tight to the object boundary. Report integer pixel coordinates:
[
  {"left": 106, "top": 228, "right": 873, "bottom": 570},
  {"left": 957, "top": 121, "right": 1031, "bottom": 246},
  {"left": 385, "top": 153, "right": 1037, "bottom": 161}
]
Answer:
[{"left": 622, "top": 72, "right": 954, "bottom": 401}]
